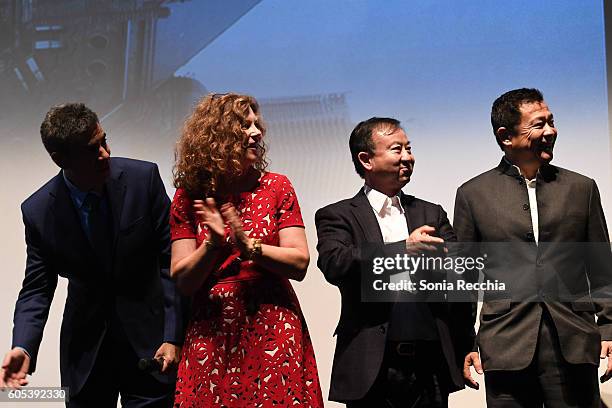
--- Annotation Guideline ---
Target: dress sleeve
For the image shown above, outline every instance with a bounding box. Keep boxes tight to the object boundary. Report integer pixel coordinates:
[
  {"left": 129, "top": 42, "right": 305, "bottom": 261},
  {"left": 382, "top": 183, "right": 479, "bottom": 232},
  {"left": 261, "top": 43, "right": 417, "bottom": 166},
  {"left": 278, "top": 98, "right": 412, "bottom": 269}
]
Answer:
[
  {"left": 275, "top": 175, "right": 304, "bottom": 230},
  {"left": 170, "top": 188, "right": 197, "bottom": 241}
]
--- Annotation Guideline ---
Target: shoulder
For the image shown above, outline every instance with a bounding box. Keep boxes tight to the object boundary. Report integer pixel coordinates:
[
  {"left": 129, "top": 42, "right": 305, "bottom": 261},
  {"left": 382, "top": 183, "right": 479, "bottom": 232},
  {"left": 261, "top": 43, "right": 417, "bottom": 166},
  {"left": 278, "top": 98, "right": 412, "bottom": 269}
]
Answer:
[
  {"left": 403, "top": 195, "right": 450, "bottom": 224},
  {"left": 456, "top": 167, "right": 500, "bottom": 194},
  {"left": 315, "top": 196, "right": 356, "bottom": 219},
  {"left": 552, "top": 165, "right": 594, "bottom": 185},
  {"left": 259, "top": 172, "right": 298, "bottom": 197},
  {"left": 171, "top": 187, "right": 190, "bottom": 202},
  {"left": 405, "top": 195, "right": 445, "bottom": 212},
  {"left": 260, "top": 172, "right": 292, "bottom": 187},
  {"left": 111, "top": 157, "right": 158, "bottom": 177},
  {"left": 21, "top": 175, "right": 60, "bottom": 215}
]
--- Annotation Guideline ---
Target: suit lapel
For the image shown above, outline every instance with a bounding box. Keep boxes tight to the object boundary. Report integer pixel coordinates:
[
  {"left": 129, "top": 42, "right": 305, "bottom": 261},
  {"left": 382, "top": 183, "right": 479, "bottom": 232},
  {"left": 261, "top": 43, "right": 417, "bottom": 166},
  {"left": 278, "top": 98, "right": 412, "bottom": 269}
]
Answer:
[
  {"left": 349, "top": 189, "right": 384, "bottom": 243},
  {"left": 400, "top": 192, "right": 415, "bottom": 233},
  {"left": 105, "top": 160, "right": 126, "bottom": 254},
  {"left": 350, "top": 189, "right": 417, "bottom": 241},
  {"left": 48, "top": 173, "right": 93, "bottom": 259}
]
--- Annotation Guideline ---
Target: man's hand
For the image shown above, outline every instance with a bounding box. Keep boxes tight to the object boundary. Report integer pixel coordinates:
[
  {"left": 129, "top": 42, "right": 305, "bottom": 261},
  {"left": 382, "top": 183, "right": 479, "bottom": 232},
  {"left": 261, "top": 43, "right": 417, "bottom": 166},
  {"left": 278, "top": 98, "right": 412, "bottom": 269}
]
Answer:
[
  {"left": 1, "top": 348, "right": 30, "bottom": 389},
  {"left": 463, "top": 351, "right": 482, "bottom": 390},
  {"left": 406, "top": 225, "right": 444, "bottom": 254},
  {"left": 153, "top": 343, "right": 181, "bottom": 374},
  {"left": 600, "top": 341, "right": 612, "bottom": 383}
]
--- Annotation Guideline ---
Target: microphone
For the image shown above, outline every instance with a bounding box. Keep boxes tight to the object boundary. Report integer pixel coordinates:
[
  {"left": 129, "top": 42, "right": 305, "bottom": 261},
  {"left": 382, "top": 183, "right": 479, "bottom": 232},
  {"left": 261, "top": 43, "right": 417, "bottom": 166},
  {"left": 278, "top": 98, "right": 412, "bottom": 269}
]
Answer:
[{"left": 138, "top": 357, "right": 163, "bottom": 373}]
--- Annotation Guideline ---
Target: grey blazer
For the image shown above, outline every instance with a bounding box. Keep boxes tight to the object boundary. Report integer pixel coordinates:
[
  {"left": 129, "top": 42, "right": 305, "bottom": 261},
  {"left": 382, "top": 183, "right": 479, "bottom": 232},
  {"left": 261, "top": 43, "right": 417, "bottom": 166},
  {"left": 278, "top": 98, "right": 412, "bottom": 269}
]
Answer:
[{"left": 453, "top": 158, "right": 612, "bottom": 371}]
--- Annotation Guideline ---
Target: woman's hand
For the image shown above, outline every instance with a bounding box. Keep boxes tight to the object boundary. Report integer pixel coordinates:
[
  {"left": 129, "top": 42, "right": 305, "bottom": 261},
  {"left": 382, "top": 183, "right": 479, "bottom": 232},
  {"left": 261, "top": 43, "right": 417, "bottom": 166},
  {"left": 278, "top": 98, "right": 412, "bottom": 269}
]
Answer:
[
  {"left": 220, "top": 203, "right": 251, "bottom": 257},
  {"left": 193, "top": 198, "right": 225, "bottom": 245}
]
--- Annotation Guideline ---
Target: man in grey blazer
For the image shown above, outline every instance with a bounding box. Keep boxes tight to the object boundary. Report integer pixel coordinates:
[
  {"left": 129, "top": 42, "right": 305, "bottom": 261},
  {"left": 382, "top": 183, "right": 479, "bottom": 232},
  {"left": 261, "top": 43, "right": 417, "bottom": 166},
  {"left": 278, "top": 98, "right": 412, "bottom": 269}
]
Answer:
[{"left": 455, "top": 88, "right": 612, "bottom": 406}]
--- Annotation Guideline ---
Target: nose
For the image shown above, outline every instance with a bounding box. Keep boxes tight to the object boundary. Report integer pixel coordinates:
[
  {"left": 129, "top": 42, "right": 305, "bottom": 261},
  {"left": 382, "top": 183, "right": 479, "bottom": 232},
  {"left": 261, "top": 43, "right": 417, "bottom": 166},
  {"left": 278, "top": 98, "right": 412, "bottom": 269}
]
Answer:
[
  {"left": 99, "top": 144, "right": 110, "bottom": 159},
  {"left": 401, "top": 148, "right": 413, "bottom": 162},
  {"left": 249, "top": 123, "right": 262, "bottom": 138},
  {"left": 542, "top": 123, "right": 556, "bottom": 142}
]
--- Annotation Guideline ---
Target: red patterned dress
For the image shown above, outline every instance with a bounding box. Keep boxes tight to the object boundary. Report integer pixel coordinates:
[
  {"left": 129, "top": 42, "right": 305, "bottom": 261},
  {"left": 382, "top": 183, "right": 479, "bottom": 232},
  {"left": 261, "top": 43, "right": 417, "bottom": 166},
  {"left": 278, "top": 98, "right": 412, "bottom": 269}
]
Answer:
[{"left": 170, "top": 172, "right": 323, "bottom": 407}]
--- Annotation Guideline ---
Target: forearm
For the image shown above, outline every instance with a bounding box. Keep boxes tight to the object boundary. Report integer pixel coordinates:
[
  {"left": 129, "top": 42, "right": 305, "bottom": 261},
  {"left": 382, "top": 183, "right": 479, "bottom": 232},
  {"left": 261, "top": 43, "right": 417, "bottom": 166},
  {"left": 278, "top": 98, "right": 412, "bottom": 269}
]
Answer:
[
  {"left": 171, "top": 242, "right": 222, "bottom": 296},
  {"left": 253, "top": 244, "right": 309, "bottom": 281}
]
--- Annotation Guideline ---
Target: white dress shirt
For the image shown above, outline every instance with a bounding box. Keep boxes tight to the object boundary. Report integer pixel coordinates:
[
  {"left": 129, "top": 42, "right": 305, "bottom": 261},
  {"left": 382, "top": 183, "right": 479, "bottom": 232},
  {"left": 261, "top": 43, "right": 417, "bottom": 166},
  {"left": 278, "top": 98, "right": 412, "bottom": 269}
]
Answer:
[
  {"left": 511, "top": 164, "right": 539, "bottom": 244},
  {"left": 364, "top": 185, "right": 409, "bottom": 243}
]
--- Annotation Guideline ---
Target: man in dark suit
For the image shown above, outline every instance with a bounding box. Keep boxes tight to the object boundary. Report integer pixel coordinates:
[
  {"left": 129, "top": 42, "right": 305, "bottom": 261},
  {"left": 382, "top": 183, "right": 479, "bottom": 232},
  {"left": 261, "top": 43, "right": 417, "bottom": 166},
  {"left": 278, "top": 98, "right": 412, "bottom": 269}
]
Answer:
[
  {"left": 0, "top": 103, "right": 185, "bottom": 407},
  {"left": 315, "top": 117, "right": 473, "bottom": 407},
  {"left": 456, "top": 88, "right": 612, "bottom": 406}
]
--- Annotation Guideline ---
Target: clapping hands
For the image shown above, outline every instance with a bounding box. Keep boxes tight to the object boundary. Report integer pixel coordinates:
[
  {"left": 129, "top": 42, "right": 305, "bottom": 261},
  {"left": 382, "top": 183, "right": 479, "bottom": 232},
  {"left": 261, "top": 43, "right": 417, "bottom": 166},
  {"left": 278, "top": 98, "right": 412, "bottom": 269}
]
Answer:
[{"left": 193, "top": 199, "right": 251, "bottom": 255}]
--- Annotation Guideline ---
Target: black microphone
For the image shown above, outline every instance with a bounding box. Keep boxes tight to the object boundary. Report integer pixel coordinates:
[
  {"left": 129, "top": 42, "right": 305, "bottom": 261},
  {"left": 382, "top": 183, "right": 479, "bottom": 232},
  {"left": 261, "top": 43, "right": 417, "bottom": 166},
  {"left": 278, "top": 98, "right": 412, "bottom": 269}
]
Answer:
[{"left": 138, "top": 357, "right": 163, "bottom": 373}]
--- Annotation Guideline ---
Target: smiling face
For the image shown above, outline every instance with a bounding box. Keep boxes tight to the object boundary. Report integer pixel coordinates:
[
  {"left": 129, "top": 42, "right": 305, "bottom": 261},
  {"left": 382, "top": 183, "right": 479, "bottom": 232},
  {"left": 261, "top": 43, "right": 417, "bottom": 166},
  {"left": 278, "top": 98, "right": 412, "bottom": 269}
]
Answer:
[
  {"left": 242, "top": 106, "right": 263, "bottom": 168},
  {"left": 359, "top": 125, "right": 414, "bottom": 196},
  {"left": 501, "top": 101, "right": 557, "bottom": 167}
]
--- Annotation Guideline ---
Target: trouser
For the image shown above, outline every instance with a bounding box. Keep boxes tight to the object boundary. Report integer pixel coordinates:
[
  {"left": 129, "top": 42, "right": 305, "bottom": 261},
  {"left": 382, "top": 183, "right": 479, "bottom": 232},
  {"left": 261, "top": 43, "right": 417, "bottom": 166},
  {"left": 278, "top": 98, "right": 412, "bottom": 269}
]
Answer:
[
  {"left": 67, "top": 322, "right": 175, "bottom": 408},
  {"left": 347, "top": 340, "right": 449, "bottom": 408},
  {"left": 485, "top": 309, "right": 600, "bottom": 407}
]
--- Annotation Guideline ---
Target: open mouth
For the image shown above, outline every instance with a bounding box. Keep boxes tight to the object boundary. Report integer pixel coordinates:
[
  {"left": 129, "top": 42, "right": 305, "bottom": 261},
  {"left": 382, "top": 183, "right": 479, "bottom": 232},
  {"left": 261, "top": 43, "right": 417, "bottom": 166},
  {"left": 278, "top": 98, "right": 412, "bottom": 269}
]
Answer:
[
  {"left": 246, "top": 142, "right": 261, "bottom": 152},
  {"left": 538, "top": 144, "right": 554, "bottom": 154}
]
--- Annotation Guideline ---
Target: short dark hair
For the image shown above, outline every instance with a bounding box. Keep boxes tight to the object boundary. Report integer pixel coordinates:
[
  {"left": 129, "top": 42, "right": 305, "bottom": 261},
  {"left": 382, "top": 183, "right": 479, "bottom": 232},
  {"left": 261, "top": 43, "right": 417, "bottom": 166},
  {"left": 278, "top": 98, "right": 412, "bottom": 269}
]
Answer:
[
  {"left": 349, "top": 117, "right": 401, "bottom": 178},
  {"left": 491, "top": 88, "right": 544, "bottom": 149},
  {"left": 40, "top": 103, "right": 99, "bottom": 155}
]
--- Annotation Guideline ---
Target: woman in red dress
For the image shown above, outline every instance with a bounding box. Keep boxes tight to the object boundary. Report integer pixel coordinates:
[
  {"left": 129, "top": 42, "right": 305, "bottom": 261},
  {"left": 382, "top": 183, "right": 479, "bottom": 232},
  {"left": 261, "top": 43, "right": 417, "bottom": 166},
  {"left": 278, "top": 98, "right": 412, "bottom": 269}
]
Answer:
[{"left": 170, "top": 93, "right": 323, "bottom": 407}]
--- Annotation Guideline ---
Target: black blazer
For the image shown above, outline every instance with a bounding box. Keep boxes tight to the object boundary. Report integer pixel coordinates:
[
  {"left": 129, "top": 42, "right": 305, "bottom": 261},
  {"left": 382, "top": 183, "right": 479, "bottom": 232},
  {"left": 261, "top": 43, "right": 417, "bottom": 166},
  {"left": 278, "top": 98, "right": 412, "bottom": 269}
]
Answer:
[
  {"left": 11, "top": 157, "right": 186, "bottom": 395},
  {"left": 454, "top": 158, "right": 612, "bottom": 371},
  {"left": 315, "top": 189, "right": 472, "bottom": 402}
]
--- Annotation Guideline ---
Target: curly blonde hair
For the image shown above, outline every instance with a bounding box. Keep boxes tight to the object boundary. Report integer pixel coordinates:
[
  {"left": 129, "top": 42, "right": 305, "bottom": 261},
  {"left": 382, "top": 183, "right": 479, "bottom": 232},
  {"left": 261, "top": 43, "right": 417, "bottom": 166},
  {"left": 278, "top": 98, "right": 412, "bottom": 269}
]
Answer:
[{"left": 173, "top": 93, "right": 268, "bottom": 198}]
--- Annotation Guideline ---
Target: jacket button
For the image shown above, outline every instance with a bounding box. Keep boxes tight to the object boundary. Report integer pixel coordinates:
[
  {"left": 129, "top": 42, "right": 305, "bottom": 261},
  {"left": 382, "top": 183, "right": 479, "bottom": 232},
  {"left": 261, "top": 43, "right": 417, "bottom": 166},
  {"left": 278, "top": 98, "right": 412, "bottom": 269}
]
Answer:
[
  {"left": 379, "top": 325, "right": 386, "bottom": 334},
  {"left": 523, "top": 204, "right": 530, "bottom": 211},
  {"left": 525, "top": 232, "right": 534, "bottom": 241}
]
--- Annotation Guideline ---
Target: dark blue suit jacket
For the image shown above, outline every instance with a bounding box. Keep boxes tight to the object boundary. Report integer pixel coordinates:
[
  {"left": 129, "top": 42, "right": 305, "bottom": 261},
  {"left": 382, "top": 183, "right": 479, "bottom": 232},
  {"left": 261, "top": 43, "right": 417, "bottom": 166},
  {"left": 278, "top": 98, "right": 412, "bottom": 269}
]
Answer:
[{"left": 11, "top": 157, "right": 185, "bottom": 395}]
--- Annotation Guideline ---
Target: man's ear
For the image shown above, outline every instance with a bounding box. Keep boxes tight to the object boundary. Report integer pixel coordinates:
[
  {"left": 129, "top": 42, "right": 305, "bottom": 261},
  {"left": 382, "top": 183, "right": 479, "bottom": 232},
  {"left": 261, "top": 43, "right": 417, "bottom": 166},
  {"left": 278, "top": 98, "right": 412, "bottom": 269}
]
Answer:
[
  {"left": 496, "top": 127, "right": 513, "bottom": 148},
  {"left": 50, "top": 151, "right": 69, "bottom": 169},
  {"left": 357, "top": 151, "right": 373, "bottom": 172}
]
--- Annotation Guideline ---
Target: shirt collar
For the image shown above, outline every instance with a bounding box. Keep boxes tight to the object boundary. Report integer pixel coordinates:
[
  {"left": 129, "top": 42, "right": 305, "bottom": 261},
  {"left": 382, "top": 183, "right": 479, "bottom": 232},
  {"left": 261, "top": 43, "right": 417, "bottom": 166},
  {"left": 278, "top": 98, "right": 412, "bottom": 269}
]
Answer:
[
  {"left": 363, "top": 184, "right": 404, "bottom": 215},
  {"left": 503, "top": 156, "right": 537, "bottom": 183},
  {"left": 62, "top": 171, "right": 95, "bottom": 209}
]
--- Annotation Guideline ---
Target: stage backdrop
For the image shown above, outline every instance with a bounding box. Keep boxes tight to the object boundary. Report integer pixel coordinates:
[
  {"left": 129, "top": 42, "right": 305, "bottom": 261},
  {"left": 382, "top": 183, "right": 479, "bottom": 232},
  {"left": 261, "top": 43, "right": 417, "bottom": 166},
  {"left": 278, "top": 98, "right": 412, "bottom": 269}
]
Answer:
[{"left": 0, "top": 1, "right": 610, "bottom": 406}]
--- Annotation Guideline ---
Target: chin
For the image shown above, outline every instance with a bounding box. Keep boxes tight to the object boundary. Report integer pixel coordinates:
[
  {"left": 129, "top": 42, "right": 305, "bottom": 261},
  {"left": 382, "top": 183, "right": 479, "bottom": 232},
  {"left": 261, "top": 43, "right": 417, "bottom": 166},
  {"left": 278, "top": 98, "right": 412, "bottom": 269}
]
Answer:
[
  {"left": 539, "top": 153, "right": 553, "bottom": 164},
  {"left": 399, "top": 173, "right": 412, "bottom": 183}
]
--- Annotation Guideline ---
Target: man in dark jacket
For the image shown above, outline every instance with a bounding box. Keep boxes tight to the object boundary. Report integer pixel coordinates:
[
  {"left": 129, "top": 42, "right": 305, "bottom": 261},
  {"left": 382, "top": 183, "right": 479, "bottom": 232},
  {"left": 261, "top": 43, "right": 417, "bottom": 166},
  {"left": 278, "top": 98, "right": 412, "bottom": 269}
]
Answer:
[
  {"left": 316, "top": 117, "right": 473, "bottom": 407},
  {"left": 1, "top": 103, "right": 186, "bottom": 407}
]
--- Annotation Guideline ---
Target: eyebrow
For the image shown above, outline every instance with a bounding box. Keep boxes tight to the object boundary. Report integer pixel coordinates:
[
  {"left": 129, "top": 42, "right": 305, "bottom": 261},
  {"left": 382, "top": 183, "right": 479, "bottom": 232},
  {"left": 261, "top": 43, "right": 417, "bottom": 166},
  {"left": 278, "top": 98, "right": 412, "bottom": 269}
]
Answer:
[
  {"left": 388, "top": 140, "right": 411, "bottom": 147},
  {"left": 530, "top": 113, "right": 553, "bottom": 123}
]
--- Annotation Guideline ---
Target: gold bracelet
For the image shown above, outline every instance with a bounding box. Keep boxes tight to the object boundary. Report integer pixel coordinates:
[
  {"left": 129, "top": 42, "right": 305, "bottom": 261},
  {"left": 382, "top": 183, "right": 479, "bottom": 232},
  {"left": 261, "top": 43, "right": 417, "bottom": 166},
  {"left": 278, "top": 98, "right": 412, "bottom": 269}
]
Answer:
[
  {"left": 246, "top": 238, "right": 263, "bottom": 260},
  {"left": 204, "top": 239, "right": 219, "bottom": 250}
]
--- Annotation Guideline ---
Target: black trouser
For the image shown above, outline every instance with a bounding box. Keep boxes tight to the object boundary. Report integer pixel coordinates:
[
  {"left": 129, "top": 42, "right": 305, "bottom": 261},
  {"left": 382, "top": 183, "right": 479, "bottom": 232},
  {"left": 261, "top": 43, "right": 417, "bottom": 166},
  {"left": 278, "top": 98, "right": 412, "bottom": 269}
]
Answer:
[
  {"left": 485, "top": 309, "right": 600, "bottom": 407},
  {"left": 347, "top": 341, "right": 449, "bottom": 408},
  {"left": 68, "top": 321, "right": 174, "bottom": 408}
]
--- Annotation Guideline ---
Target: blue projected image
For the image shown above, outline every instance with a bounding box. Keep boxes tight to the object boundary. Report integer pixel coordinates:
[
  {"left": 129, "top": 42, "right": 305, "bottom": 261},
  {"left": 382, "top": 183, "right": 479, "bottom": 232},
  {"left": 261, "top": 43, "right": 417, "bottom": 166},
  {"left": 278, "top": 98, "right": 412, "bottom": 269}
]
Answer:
[
  {"left": 178, "top": 0, "right": 609, "bottom": 213},
  {"left": 0, "top": 1, "right": 611, "bottom": 406}
]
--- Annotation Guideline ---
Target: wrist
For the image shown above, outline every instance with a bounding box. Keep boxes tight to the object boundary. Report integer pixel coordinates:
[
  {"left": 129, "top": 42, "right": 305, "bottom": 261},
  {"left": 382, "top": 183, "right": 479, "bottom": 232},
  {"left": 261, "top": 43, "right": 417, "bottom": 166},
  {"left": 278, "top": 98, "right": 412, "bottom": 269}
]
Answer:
[
  {"left": 244, "top": 238, "right": 263, "bottom": 260},
  {"left": 205, "top": 235, "right": 223, "bottom": 250}
]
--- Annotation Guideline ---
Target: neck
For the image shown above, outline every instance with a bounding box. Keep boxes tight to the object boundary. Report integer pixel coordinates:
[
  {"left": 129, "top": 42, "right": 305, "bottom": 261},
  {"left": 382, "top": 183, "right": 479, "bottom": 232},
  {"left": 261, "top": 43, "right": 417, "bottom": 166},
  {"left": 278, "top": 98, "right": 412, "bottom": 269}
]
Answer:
[
  {"left": 218, "top": 167, "right": 260, "bottom": 195},
  {"left": 504, "top": 154, "right": 539, "bottom": 180},
  {"left": 365, "top": 181, "right": 401, "bottom": 198},
  {"left": 64, "top": 170, "right": 104, "bottom": 194}
]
